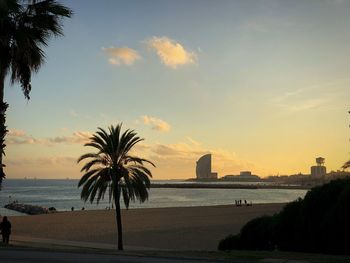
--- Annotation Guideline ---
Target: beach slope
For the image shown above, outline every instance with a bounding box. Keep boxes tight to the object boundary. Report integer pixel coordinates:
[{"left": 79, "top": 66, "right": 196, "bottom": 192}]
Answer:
[{"left": 10, "top": 203, "right": 284, "bottom": 250}]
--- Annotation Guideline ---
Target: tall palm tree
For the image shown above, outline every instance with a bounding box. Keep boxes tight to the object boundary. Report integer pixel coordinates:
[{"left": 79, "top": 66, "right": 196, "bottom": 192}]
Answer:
[
  {"left": 78, "top": 124, "right": 155, "bottom": 250},
  {"left": 0, "top": 0, "right": 72, "bottom": 186}
]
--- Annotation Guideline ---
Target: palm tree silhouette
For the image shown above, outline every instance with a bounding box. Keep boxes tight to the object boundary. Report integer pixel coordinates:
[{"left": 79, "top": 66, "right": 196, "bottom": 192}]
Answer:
[
  {"left": 78, "top": 124, "right": 155, "bottom": 250},
  {"left": 0, "top": 0, "right": 72, "bottom": 186}
]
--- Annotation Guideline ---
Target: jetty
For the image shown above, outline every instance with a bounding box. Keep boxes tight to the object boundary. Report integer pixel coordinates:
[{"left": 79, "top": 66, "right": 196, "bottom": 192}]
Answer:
[{"left": 4, "top": 202, "right": 56, "bottom": 215}]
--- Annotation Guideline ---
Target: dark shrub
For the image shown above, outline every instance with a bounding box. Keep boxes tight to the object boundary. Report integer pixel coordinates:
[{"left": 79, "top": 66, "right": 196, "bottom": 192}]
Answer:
[
  {"left": 274, "top": 199, "right": 303, "bottom": 251},
  {"left": 219, "top": 178, "right": 350, "bottom": 254},
  {"left": 297, "top": 178, "right": 350, "bottom": 254},
  {"left": 218, "top": 234, "right": 241, "bottom": 251},
  {"left": 218, "top": 216, "right": 276, "bottom": 251},
  {"left": 240, "top": 216, "right": 276, "bottom": 250}
]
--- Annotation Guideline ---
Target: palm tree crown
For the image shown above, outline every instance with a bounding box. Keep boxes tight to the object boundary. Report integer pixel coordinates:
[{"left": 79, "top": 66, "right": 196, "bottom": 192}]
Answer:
[
  {"left": 0, "top": 0, "right": 72, "bottom": 99},
  {"left": 78, "top": 124, "right": 154, "bottom": 250},
  {"left": 78, "top": 124, "right": 154, "bottom": 208},
  {"left": 0, "top": 0, "right": 72, "bottom": 186}
]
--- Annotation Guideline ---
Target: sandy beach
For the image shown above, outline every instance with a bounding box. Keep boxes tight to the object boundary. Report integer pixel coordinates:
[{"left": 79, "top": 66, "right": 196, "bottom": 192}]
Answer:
[{"left": 8, "top": 203, "right": 285, "bottom": 250}]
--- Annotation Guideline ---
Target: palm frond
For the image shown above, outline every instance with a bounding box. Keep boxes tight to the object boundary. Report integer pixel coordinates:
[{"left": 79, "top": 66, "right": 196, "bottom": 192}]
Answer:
[
  {"left": 124, "top": 155, "right": 156, "bottom": 167},
  {"left": 84, "top": 142, "right": 104, "bottom": 152},
  {"left": 77, "top": 152, "right": 100, "bottom": 163},
  {"left": 80, "top": 173, "right": 99, "bottom": 202},
  {"left": 128, "top": 164, "right": 153, "bottom": 180},
  {"left": 78, "top": 168, "right": 101, "bottom": 187},
  {"left": 80, "top": 168, "right": 111, "bottom": 203},
  {"left": 343, "top": 160, "right": 350, "bottom": 170},
  {"left": 79, "top": 158, "right": 107, "bottom": 172}
]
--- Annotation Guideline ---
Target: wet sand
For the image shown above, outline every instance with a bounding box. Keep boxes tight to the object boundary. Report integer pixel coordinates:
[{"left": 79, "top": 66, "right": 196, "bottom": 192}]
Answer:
[{"left": 10, "top": 203, "right": 285, "bottom": 250}]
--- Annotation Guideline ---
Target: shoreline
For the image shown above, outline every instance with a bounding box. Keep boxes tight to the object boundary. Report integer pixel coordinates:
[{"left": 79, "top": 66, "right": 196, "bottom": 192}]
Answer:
[
  {"left": 2, "top": 200, "right": 291, "bottom": 216},
  {"left": 9, "top": 203, "right": 286, "bottom": 250}
]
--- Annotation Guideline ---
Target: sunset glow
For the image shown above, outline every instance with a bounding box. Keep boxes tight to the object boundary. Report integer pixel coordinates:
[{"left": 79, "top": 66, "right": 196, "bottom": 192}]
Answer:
[{"left": 5, "top": 0, "right": 350, "bottom": 179}]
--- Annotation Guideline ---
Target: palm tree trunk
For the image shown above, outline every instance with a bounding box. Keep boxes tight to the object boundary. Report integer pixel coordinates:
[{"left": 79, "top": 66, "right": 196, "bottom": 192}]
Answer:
[
  {"left": 0, "top": 70, "right": 8, "bottom": 188},
  {"left": 114, "top": 183, "right": 123, "bottom": 250}
]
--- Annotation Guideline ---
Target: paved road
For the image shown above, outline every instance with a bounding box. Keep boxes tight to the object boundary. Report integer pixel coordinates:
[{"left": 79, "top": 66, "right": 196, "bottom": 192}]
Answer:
[{"left": 0, "top": 250, "right": 228, "bottom": 263}]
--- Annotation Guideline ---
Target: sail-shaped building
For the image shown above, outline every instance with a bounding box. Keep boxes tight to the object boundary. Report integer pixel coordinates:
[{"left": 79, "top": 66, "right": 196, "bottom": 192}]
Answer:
[{"left": 196, "top": 154, "right": 218, "bottom": 179}]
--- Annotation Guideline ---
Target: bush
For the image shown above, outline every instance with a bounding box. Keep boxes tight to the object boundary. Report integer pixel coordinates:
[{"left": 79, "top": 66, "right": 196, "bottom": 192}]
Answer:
[
  {"left": 240, "top": 216, "right": 276, "bottom": 250},
  {"left": 218, "top": 234, "right": 241, "bottom": 251},
  {"left": 274, "top": 199, "right": 303, "bottom": 251},
  {"left": 218, "top": 178, "right": 350, "bottom": 254},
  {"left": 218, "top": 216, "right": 276, "bottom": 251}
]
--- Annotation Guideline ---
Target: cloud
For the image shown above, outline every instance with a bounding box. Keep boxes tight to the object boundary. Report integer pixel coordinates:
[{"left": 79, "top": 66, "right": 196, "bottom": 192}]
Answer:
[
  {"left": 271, "top": 79, "right": 350, "bottom": 113},
  {"left": 102, "top": 46, "right": 141, "bottom": 65},
  {"left": 7, "top": 156, "right": 77, "bottom": 166},
  {"left": 48, "top": 131, "right": 92, "bottom": 144},
  {"left": 69, "top": 110, "right": 78, "bottom": 117},
  {"left": 8, "top": 129, "right": 26, "bottom": 137},
  {"left": 186, "top": 136, "right": 201, "bottom": 147},
  {"left": 7, "top": 129, "right": 42, "bottom": 145},
  {"left": 285, "top": 99, "right": 326, "bottom": 112},
  {"left": 145, "top": 36, "right": 196, "bottom": 68},
  {"left": 142, "top": 115, "right": 171, "bottom": 132},
  {"left": 132, "top": 137, "right": 257, "bottom": 177},
  {"left": 239, "top": 15, "right": 296, "bottom": 34},
  {"left": 6, "top": 129, "right": 93, "bottom": 146}
]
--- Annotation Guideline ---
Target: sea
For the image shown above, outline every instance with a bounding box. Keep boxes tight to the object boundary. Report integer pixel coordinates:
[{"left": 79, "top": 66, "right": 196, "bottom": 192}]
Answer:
[{"left": 0, "top": 179, "right": 307, "bottom": 216}]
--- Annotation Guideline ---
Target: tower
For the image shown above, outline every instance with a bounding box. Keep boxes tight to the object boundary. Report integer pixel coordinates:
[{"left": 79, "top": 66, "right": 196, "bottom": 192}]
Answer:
[{"left": 311, "top": 157, "right": 326, "bottom": 177}]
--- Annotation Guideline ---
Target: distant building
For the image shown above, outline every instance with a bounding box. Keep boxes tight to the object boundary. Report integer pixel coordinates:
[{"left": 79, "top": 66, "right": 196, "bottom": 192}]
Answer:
[
  {"left": 196, "top": 154, "right": 218, "bottom": 179},
  {"left": 240, "top": 171, "right": 252, "bottom": 177},
  {"left": 222, "top": 171, "right": 261, "bottom": 181},
  {"left": 311, "top": 157, "right": 326, "bottom": 177}
]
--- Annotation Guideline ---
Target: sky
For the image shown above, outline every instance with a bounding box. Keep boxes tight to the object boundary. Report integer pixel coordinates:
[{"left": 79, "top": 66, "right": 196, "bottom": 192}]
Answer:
[{"left": 4, "top": 0, "right": 350, "bottom": 179}]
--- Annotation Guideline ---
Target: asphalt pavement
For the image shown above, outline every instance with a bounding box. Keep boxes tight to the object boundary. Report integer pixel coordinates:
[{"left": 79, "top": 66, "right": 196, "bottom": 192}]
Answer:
[{"left": 0, "top": 249, "right": 228, "bottom": 263}]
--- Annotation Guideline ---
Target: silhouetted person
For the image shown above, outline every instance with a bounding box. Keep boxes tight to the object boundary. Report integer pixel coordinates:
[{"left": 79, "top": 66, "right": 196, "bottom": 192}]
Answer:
[
  {"left": 0, "top": 216, "right": 11, "bottom": 244},
  {"left": 71, "top": 207, "right": 74, "bottom": 211},
  {"left": 244, "top": 200, "right": 247, "bottom": 205}
]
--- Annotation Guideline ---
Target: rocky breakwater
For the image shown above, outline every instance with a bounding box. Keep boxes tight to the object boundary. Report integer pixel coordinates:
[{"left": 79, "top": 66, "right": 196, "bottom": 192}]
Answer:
[{"left": 4, "top": 202, "right": 56, "bottom": 215}]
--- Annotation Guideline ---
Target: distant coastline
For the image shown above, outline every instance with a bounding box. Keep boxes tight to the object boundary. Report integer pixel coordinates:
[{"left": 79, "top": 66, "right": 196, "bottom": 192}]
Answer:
[{"left": 151, "top": 182, "right": 311, "bottom": 190}]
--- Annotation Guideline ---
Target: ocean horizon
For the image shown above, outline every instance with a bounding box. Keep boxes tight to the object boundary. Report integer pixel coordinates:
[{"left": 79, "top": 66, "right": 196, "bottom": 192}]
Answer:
[{"left": 0, "top": 179, "right": 307, "bottom": 216}]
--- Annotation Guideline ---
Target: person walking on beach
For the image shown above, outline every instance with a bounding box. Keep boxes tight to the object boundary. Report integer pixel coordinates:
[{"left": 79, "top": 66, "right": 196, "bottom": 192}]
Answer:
[{"left": 0, "top": 216, "right": 12, "bottom": 244}]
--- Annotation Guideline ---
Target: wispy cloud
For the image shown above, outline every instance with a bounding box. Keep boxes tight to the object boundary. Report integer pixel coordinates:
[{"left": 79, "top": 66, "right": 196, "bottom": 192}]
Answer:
[
  {"left": 7, "top": 156, "right": 77, "bottom": 167},
  {"left": 145, "top": 36, "right": 196, "bottom": 68},
  {"left": 102, "top": 46, "right": 141, "bottom": 66},
  {"left": 7, "top": 129, "right": 92, "bottom": 146},
  {"left": 271, "top": 79, "right": 349, "bottom": 112},
  {"left": 285, "top": 99, "right": 326, "bottom": 112},
  {"left": 239, "top": 15, "right": 296, "bottom": 33},
  {"left": 69, "top": 110, "right": 78, "bottom": 117},
  {"left": 186, "top": 136, "right": 201, "bottom": 147},
  {"left": 141, "top": 115, "right": 171, "bottom": 132}
]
